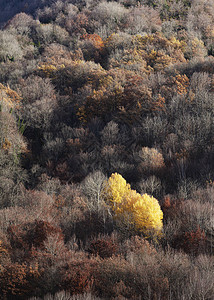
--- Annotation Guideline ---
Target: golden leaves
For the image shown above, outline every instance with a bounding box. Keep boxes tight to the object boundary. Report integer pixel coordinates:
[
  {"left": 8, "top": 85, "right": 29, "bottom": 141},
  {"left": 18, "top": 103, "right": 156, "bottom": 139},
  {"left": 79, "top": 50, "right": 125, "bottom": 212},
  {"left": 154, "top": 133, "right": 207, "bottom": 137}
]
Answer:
[
  {"left": 0, "top": 84, "right": 21, "bottom": 110},
  {"left": 103, "top": 173, "right": 163, "bottom": 237}
]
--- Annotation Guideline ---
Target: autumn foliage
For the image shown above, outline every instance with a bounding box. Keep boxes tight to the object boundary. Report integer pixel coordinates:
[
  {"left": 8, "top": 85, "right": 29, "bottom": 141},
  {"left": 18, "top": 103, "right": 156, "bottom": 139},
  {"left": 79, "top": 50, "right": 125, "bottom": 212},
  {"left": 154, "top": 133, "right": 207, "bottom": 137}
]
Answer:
[
  {"left": 103, "top": 173, "right": 163, "bottom": 236},
  {"left": 0, "top": 0, "right": 213, "bottom": 299}
]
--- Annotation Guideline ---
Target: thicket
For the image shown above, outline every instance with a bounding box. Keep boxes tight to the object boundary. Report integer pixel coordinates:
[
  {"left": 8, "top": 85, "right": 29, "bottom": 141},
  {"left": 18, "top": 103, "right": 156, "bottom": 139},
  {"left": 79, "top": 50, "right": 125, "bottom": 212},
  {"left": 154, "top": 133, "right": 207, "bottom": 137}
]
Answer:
[{"left": 0, "top": 0, "right": 214, "bottom": 299}]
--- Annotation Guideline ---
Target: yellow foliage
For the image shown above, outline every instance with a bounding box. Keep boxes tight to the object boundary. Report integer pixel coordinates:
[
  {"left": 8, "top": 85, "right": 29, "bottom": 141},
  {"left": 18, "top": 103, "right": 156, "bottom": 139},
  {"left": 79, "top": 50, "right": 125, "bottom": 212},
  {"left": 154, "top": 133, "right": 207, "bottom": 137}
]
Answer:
[
  {"left": 0, "top": 84, "right": 21, "bottom": 110},
  {"left": 170, "top": 37, "right": 186, "bottom": 51},
  {"left": 37, "top": 63, "right": 60, "bottom": 78},
  {"left": 132, "top": 33, "right": 186, "bottom": 71},
  {"left": 148, "top": 49, "right": 157, "bottom": 61},
  {"left": 154, "top": 53, "right": 172, "bottom": 71},
  {"left": 134, "top": 34, "right": 154, "bottom": 46},
  {"left": 37, "top": 59, "right": 88, "bottom": 78},
  {"left": 103, "top": 173, "right": 163, "bottom": 237},
  {"left": 105, "top": 32, "right": 186, "bottom": 72},
  {"left": 133, "top": 193, "right": 163, "bottom": 234},
  {"left": 103, "top": 173, "right": 131, "bottom": 206}
]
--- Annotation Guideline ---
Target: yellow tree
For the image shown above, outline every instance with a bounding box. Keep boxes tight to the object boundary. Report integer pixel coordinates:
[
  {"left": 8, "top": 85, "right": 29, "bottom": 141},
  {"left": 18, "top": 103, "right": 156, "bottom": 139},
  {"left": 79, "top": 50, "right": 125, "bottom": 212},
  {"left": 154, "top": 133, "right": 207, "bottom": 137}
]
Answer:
[
  {"left": 103, "top": 173, "right": 163, "bottom": 237},
  {"left": 103, "top": 173, "right": 131, "bottom": 207},
  {"left": 133, "top": 192, "right": 163, "bottom": 235}
]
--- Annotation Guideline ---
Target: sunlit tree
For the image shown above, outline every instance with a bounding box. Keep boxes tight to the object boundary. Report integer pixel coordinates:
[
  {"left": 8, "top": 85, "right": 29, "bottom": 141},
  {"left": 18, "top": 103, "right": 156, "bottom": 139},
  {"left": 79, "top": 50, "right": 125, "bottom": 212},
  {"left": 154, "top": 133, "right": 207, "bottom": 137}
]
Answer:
[{"left": 103, "top": 173, "right": 163, "bottom": 236}]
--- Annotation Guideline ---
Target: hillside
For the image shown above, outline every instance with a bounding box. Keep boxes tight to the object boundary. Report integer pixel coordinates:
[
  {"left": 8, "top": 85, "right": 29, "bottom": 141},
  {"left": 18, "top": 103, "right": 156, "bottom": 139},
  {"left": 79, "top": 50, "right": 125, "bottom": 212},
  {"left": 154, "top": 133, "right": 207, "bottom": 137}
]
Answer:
[{"left": 0, "top": 0, "right": 214, "bottom": 299}]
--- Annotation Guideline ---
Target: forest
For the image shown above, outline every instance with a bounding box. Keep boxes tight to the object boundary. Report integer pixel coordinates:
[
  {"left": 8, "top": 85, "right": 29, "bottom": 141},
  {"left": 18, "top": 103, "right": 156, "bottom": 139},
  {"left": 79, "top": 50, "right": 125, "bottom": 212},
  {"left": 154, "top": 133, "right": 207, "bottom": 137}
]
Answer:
[{"left": 0, "top": 0, "right": 214, "bottom": 299}]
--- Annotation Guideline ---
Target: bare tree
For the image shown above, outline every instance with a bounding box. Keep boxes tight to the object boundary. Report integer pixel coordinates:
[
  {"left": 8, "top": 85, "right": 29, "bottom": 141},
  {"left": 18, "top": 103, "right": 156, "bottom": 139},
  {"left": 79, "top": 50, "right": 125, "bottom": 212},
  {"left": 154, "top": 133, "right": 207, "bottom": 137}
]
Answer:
[
  {"left": 81, "top": 170, "right": 107, "bottom": 213},
  {"left": 101, "top": 121, "right": 119, "bottom": 146},
  {"left": 0, "top": 30, "right": 23, "bottom": 62}
]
